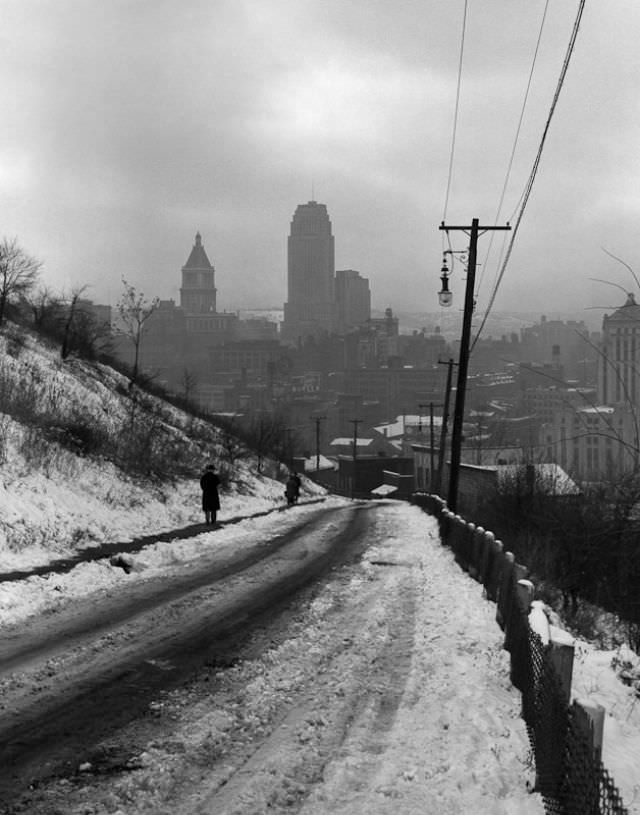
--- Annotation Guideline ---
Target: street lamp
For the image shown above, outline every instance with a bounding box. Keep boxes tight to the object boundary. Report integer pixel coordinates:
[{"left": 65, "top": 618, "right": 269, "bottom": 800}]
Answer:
[
  {"left": 438, "top": 249, "right": 470, "bottom": 308},
  {"left": 438, "top": 256, "right": 453, "bottom": 308}
]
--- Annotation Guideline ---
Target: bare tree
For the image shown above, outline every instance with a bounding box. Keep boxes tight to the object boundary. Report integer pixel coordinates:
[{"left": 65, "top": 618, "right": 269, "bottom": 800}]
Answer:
[
  {"left": 181, "top": 369, "right": 198, "bottom": 404},
  {"left": 60, "top": 285, "right": 88, "bottom": 359},
  {"left": 0, "top": 238, "right": 41, "bottom": 325},
  {"left": 30, "top": 285, "right": 62, "bottom": 333},
  {"left": 247, "top": 413, "right": 285, "bottom": 473},
  {"left": 216, "top": 414, "right": 249, "bottom": 469},
  {"left": 116, "top": 278, "right": 159, "bottom": 387}
]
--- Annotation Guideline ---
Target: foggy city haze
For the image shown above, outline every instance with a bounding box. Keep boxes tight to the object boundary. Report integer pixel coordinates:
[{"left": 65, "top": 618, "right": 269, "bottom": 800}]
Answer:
[
  {"left": 1, "top": 1, "right": 639, "bottom": 322},
  {"left": 5, "top": 5, "right": 640, "bottom": 811}
]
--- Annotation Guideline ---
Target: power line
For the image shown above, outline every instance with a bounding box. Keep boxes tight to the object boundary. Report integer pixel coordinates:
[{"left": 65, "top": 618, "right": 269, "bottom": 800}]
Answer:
[
  {"left": 442, "top": 0, "right": 468, "bottom": 225},
  {"left": 471, "top": 0, "right": 587, "bottom": 352},
  {"left": 477, "top": 0, "right": 551, "bottom": 294}
]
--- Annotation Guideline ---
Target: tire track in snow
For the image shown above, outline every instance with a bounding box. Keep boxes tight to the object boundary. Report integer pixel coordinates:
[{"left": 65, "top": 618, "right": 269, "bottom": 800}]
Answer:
[
  {"left": 0, "top": 505, "right": 341, "bottom": 673},
  {"left": 187, "top": 524, "right": 419, "bottom": 814},
  {"left": 0, "top": 504, "right": 371, "bottom": 808}
]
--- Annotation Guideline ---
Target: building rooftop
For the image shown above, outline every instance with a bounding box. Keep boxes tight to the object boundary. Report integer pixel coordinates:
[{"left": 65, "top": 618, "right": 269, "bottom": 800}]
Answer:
[
  {"left": 605, "top": 292, "right": 640, "bottom": 323},
  {"left": 330, "top": 438, "right": 374, "bottom": 448},
  {"left": 183, "top": 232, "right": 214, "bottom": 269}
]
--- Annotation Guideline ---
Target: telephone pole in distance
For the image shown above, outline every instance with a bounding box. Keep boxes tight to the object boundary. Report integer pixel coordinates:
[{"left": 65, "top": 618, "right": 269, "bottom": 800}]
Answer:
[
  {"left": 349, "top": 418, "right": 362, "bottom": 498},
  {"left": 311, "top": 415, "right": 326, "bottom": 471}
]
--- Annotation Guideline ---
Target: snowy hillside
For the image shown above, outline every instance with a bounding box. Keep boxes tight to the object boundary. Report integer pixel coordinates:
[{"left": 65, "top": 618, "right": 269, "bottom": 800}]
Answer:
[{"left": 0, "top": 322, "right": 319, "bottom": 573}]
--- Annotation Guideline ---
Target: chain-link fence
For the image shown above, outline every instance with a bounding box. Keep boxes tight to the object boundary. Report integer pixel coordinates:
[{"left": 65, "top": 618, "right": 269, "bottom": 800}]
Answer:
[{"left": 413, "top": 493, "right": 629, "bottom": 815}]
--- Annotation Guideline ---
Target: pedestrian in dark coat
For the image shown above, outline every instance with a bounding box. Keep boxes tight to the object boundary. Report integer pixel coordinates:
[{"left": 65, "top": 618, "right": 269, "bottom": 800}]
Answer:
[
  {"left": 200, "top": 464, "right": 220, "bottom": 525},
  {"left": 285, "top": 472, "right": 301, "bottom": 506}
]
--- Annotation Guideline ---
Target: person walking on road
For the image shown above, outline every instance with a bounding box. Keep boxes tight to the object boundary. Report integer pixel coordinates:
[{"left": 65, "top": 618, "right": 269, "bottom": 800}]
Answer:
[
  {"left": 200, "top": 464, "right": 220, "bottom": 525},
  {"left": 285, "top": 472, "right": 301, "bottom": 506}
]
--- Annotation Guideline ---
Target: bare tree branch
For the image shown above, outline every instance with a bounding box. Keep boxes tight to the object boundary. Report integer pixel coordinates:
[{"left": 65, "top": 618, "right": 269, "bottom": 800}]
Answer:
[
  {"left": 116, "top": 278, "right": 159, "bottom": 387},
  {"left": 0, "top": 237, "right": 41, "bottom": 324},
  {"left": 601, "top": 246, "right": 640, "bottom": 293}
]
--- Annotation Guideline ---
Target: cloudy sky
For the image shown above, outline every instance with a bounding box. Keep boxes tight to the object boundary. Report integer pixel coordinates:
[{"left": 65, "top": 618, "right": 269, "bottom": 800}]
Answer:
[{"left": 1, "top": 1, "right": 639, "bottom": 325}]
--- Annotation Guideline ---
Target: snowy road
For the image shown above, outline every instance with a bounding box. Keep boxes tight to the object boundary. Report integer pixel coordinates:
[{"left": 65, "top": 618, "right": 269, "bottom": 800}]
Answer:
[{"left": 0, "top": 501, "right": 543, "bottom": 814}]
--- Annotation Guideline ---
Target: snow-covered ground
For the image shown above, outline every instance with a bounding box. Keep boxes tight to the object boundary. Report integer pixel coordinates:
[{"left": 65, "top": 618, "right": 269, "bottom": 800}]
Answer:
[
  {"left": 0, "top": 324, "right": 638, "bottom": 812},
  {"left": 2, "top": 496, "right": 639, "bottom": 812}
]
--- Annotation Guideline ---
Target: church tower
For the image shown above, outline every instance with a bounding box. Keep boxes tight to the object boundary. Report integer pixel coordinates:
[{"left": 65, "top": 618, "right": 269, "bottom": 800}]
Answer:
[{"left": 180, "top": 232, "right": 217, "bottom": 314}]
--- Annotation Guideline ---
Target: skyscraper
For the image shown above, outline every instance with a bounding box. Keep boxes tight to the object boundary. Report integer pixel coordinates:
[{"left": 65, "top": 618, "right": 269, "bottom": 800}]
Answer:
[
  {"left": 282, "top": 201, "right": 335, "bottom": 343},
  {"left": 334, "top": 269, "right": 371, "bottom": 335}
]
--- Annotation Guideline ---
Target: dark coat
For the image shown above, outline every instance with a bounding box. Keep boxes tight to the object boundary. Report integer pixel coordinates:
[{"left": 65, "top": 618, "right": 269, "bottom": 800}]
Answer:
[
  {"left": 200, "top": 470, "right": 220, "bottom": 511},
  {"left": 285, "top": 475, "right": 300, "bottom": 503}
]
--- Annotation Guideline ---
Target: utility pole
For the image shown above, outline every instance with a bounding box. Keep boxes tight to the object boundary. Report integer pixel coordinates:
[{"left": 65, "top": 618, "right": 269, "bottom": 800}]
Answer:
[
  {"left": 439, "top": 219, "right": 510, "bottom": 513},
  {"left": 311, "top": 415, "right": 326, "bottom": 471},
  {"left": 349, "top": 418, "right": 362, "bottom": 499},
  {"left": 420, "top": 402, "right": 442, "bottom": 492},
  {"left": 418, "top": 404, "right": 429, "bottom": 436},
  {"left": 284, "top": 426, "right": 294, "bottom": 472},
  {"left": 436, "top": 358, "right": 456, "bottom": 496}
]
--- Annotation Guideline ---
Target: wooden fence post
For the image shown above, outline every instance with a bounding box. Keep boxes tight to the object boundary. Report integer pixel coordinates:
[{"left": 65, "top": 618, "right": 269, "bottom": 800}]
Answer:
[
  {"left": 496, "top": 551, "right": 515, "bottom": 630},
  {"left": 469, "top": 525, "right": 484, "bottom": 581},
  {"left": 516, "top": 578, "right": 534, "bottom": 612},
  {"left": 574, "top": 698, "right": 605, "bottom": 764},
  {"left": 451, "top": 514, "right": 464, "bottom": 561},
  {"left": 485, "top": 536, "right": 503, "bottom": 602},
  {"left": 460, "top": 521, "right": 475, "bottom": 571},
  {"left": 478, "top": 529, "right": 494, "bottom": 586},
  {"left": 440, "top": 509, "right": 452, "bottom": 545},
  {"left": 548, "top": 626, "right": 575, "bottom": 706}
]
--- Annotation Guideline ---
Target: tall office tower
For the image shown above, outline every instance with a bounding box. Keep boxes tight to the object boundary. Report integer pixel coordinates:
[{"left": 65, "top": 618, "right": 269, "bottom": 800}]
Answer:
[
  {"left": 334, "top": 269, "right": 371, "bottom": 334},
  {"left": 599, "top": 292, "right": 640, "bottom": 405},
  {"left": 180, "top": 232, "right": 217, "bottom": 314},
  {"left": 282, "top": 201, "right": 335, "bottom": 343}
]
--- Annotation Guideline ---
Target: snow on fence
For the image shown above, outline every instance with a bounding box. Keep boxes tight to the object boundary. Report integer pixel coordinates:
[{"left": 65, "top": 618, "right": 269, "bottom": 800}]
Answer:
[{"left": 413, "top": 493, "right": 629, "bottom": 815}]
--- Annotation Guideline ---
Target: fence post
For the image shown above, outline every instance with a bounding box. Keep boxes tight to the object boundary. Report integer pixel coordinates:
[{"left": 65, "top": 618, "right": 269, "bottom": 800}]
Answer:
[
  {"left": 507, "top": 578, "right": 535, "bottom": 691},
  {"left": 574, "top": 698, "right": 605, "bottom": 764},
  {"left": 496, "top": 551, "right": 515, "bottom": 630},
  {"left": 485, "top": 536, "right": 504, "bottom": 602},
  {"left": 469, "top": 525, "right": 484, "bottom": 581},
  {"left": 513, "top": 562, "right": 529, "bottom": 586},
  {"left": 516, "top": 578, "right": 534, "bottom": 612},
  {"left": 440, "top": 509, "right": 453, "bottom": 546},
  {"left": 457, "top": 521, "right": 474, "bottom": 571},
  {"left": 450, "top": 514, "right": 464, "bottom": 560},
  {"left": 549, "top": 626, "right": 575, "bottom": 706},
  {"left": 478, "top": 529, "right": 494, "bottom": 587},
  {"left": 503, "top": 570, "right": 530, "bottom": 653}
]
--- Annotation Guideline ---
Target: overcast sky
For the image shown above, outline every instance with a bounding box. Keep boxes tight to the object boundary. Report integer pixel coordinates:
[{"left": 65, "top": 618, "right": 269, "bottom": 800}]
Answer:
[{"left": 1, "top": 1, "right": 639, "bottom": 325}]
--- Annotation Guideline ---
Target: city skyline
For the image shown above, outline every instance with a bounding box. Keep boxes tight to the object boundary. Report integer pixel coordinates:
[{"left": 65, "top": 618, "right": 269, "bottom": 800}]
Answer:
[
  {"left": 283, "top": 200, "right": 336, "bottom": 341},
  {"left": 1, "top": 2, "right": 639, "bottom": 319}
]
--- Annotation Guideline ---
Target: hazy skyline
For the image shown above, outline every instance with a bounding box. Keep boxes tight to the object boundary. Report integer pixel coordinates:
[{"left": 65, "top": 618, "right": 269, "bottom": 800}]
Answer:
[{"left": 1, "top": 1, "right": 639, "bottom": 323}]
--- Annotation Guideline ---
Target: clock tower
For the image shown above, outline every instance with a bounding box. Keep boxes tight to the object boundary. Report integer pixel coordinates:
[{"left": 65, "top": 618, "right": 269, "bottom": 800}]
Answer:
[{"left": 180, "top": 232, "right": 217, "bottom": 314}]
